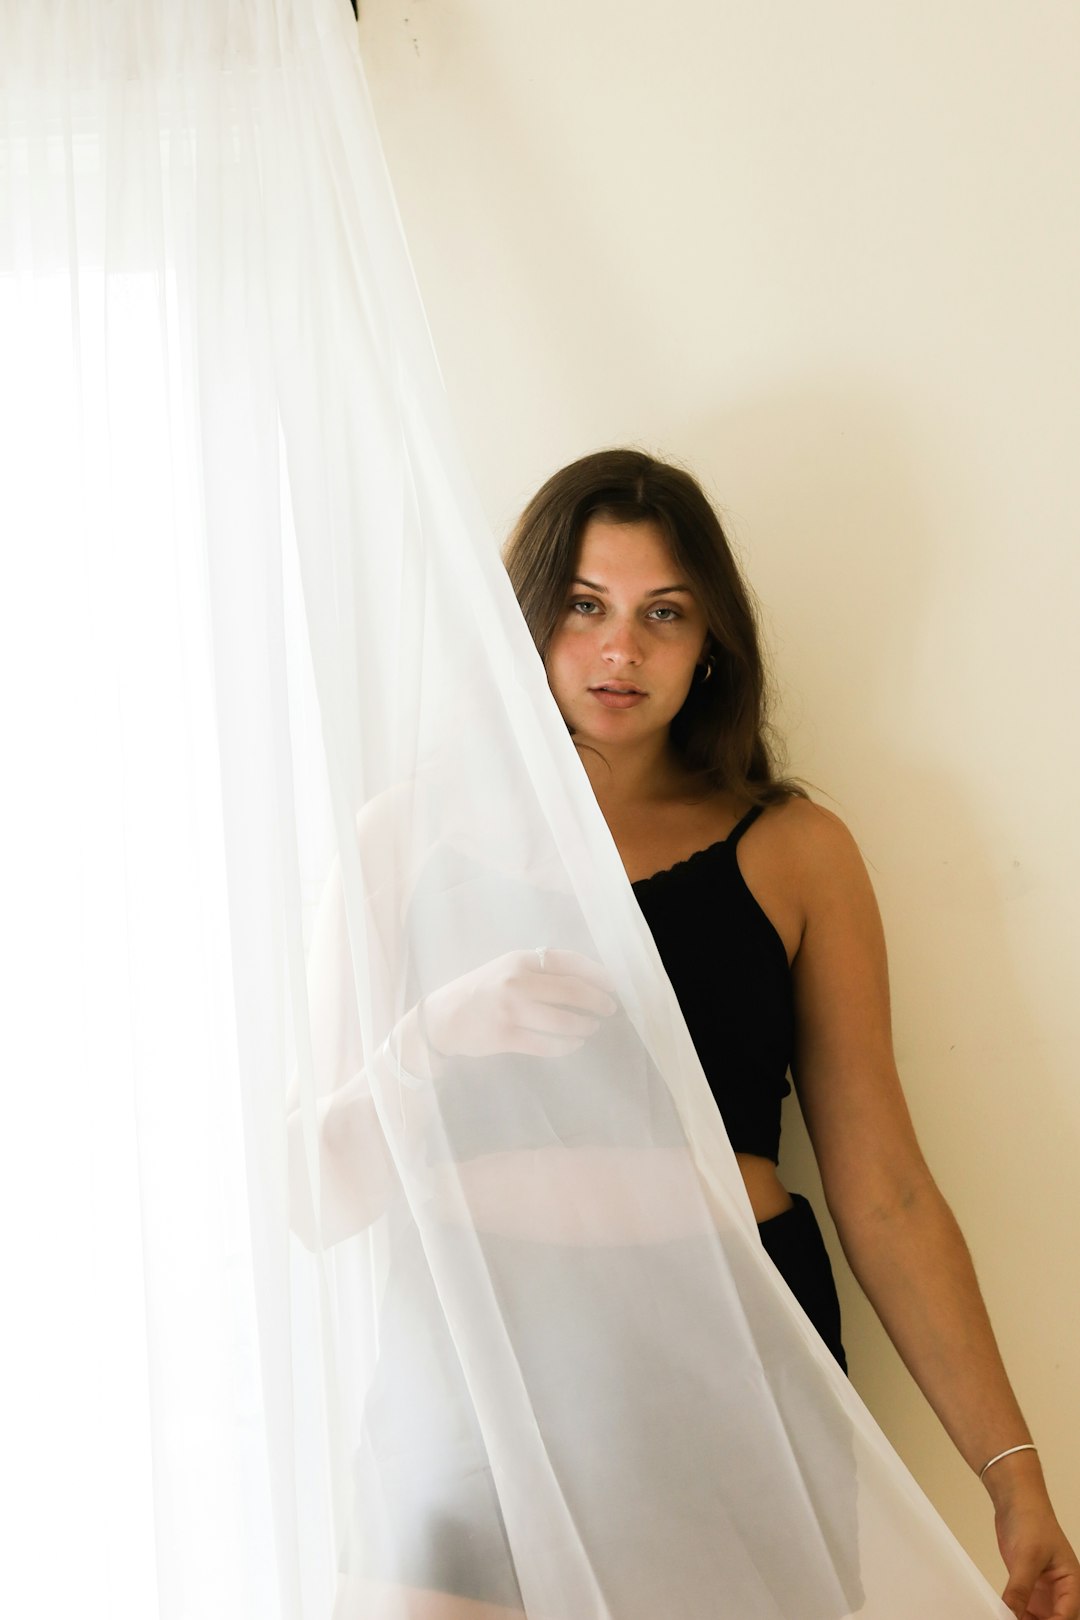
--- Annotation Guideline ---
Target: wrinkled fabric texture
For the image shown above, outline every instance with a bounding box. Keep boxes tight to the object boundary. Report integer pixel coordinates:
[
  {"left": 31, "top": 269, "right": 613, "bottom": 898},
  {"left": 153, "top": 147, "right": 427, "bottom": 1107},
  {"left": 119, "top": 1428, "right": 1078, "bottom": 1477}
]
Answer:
[{"left": 1, "top": 3, "right": 1013, "bottom": 1615}]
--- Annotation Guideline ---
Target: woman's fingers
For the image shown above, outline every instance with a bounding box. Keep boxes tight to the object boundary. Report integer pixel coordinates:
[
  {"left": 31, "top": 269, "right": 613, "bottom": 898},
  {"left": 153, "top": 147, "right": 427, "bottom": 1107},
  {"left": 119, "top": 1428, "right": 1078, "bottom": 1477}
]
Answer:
[
  {"left": 509, "top": 1027, "right": 591, "bottom": 1059},
  {"left": 528, "top": 977, "right": 618, "bottom": 1020},
  {"left": 516, "top": 1003, "right": 603, "bottom": 1041},
  {"left": 521, "top": 952, "right": 619, "bottom": 1019},
  {"left": 421, "top": 950, "right": 620, "bottom": 1061},
  {"left": 507, "top": 948, "right": 620, "bottom": 1053},
  {"left": 526, "top": 948, "right": 617, "bottom": 1000}
]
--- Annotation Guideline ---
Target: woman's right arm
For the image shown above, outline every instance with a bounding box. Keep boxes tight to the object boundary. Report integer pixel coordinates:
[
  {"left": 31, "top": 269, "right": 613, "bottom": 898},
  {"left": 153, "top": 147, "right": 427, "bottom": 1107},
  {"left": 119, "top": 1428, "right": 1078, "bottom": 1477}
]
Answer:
[
  {"left": 287, "top": 1069, "right": 398, "bottom": 1252},
  {"left": 285, "top": 840, "right": 442, "bottom": 1252},
  {"left": 286, "top": 803, "right": 618, "bottom": 1250}
]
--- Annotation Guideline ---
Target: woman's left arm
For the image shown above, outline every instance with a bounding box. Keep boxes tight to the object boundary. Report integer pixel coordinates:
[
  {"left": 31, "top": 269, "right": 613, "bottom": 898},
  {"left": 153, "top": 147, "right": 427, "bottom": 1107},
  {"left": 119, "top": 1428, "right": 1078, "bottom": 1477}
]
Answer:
[{"left": 785, "top": 801, "right": 1079, "bottom": 1620}]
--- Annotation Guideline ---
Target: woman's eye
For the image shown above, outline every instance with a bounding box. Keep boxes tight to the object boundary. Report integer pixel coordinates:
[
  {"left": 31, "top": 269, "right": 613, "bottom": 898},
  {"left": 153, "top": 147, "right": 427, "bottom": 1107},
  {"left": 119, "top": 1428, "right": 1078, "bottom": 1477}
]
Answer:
[{"left": 567, "top": 599, "right": 682, "bottom": 622}]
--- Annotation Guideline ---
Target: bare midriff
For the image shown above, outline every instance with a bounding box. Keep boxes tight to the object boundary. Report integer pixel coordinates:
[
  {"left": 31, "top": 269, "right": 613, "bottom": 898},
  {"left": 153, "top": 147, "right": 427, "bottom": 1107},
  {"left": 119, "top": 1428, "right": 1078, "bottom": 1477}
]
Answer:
[
  {"left": 422, "top": 1144, "right": 793, "bottom": 1245},
  {"left": 736, "top": 1152, "right": 795, "bottom": 1222}
]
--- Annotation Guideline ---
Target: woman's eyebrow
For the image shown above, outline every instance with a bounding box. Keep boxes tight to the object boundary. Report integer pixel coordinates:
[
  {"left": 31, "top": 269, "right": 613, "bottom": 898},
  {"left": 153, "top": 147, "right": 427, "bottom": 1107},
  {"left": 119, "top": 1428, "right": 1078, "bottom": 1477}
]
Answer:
[{"left": 571, "top": 576, "right": 694, "bottom": 596}]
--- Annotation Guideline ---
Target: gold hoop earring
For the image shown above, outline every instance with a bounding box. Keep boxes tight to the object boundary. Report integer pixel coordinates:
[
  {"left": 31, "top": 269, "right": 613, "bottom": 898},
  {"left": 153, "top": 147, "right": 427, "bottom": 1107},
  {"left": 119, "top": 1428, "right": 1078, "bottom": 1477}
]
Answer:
[{"left": 698, "top": 655, "right": 715, "bottom": 683}]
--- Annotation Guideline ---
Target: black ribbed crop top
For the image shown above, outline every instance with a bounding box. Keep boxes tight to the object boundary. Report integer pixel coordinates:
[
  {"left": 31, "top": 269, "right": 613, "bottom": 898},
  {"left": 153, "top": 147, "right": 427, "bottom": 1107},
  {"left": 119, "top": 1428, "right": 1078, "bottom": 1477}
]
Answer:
[
  {"left": 404, "top": 802, "right": 793, "bottom": 1169},
  {"left": 630, "top": 803, "right": 793, "bottom": 1163}
]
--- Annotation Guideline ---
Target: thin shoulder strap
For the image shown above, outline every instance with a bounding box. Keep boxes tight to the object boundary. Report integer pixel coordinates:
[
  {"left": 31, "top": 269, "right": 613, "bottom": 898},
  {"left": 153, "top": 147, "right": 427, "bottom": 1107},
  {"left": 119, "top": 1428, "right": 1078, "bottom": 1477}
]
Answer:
[{"left": 726, "top": 803, "right": 764, "bottom": 848}]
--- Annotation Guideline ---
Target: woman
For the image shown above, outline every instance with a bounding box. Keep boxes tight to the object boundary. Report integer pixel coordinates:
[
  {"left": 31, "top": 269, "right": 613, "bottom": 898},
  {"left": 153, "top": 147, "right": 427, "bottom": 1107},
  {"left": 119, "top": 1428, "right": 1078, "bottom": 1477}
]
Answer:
[
  {"left": 484, "top": 447, "right": 1077, "bottom": 1620},
  {"left": 292, "top": 449, "right": 1077, "bottom": 1620}
]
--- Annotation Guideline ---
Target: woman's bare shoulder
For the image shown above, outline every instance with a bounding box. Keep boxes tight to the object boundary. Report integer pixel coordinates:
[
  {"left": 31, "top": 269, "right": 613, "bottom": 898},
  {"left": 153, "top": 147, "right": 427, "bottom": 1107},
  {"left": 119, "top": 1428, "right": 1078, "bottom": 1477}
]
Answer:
[
  {"left": 754, "top": 795, "right": 871, "bottom": 913},
  {"left": 763, "top": 794, "right": 861, "bottom": 853}
]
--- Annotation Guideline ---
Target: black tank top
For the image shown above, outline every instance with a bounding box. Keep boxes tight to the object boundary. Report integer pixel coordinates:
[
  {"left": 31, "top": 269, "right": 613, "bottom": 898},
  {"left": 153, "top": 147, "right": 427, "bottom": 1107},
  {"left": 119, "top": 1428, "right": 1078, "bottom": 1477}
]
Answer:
[
  {"left": 631, "top": 804, "right": 793, "bottom": 1163},
  {"left": 404, "top": 804, "right": 792, "bottom": 1167}
]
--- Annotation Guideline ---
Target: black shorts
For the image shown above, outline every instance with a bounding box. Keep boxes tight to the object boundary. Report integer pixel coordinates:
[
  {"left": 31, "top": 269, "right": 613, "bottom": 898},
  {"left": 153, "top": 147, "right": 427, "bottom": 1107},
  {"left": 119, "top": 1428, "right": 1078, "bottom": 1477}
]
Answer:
[
  {"left": 347, "top": 1191, "right": 852, "bottom": 1613},
  {"left": 758, "top": 1191, "right": 848, "bottom": 1373}
]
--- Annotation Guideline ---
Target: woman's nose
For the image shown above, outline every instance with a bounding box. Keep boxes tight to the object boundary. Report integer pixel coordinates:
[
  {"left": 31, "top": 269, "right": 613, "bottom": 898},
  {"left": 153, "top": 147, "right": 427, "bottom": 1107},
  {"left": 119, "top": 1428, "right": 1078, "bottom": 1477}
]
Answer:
[{"left": 600, "top": 616, "right": 644, "bottom": 662}]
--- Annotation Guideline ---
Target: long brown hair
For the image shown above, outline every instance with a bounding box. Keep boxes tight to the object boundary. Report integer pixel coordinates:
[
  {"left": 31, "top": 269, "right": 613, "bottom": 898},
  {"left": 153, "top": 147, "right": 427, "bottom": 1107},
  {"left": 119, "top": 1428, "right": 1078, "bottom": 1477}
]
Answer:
[{"left": 502, "top": 448, "right": 807, "bottom": 807}]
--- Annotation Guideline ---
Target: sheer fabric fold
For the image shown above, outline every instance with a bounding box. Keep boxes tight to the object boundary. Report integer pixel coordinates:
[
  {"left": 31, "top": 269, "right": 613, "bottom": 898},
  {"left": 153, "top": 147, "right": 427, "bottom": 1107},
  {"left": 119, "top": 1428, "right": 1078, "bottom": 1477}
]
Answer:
[{"left": 1, "top": 3, "right": 1011, "bottom": 1615}]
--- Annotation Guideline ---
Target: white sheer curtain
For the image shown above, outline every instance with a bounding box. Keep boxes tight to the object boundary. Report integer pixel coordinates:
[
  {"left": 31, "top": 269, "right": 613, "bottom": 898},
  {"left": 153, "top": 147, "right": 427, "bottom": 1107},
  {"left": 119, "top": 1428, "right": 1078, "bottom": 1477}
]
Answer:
[{"left": 2, "top": 4, "right": 1013, "bottom": 1617}]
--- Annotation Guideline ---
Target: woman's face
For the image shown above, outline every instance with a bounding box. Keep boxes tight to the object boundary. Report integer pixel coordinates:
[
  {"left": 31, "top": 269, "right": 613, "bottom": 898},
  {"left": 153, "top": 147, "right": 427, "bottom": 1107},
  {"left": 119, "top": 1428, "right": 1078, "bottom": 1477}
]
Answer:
[{"left": 544, "top": 516, "right": 711, "bottom": 750}]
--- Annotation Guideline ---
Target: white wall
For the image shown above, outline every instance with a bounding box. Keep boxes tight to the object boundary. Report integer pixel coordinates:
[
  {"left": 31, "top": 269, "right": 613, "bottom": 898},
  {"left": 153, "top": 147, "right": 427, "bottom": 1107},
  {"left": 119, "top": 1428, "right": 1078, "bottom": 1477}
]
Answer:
[{"left": 358, "top": 0, "right": 1079, "bottom": 1585}]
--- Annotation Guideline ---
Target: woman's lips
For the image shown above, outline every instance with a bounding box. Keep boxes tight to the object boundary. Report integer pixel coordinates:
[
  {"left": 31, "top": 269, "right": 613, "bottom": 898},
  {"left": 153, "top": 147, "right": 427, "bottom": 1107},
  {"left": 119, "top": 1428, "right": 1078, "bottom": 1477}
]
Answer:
[{"left": 589, "top": 687, "right": 647, "bottom": 709}]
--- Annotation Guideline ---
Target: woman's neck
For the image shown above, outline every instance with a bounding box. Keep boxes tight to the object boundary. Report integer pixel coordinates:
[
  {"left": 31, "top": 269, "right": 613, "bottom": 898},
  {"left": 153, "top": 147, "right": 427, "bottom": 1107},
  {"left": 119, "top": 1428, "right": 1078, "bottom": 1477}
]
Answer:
[{"left": 578, "top": 736, "right": 704, "bottom": 817}]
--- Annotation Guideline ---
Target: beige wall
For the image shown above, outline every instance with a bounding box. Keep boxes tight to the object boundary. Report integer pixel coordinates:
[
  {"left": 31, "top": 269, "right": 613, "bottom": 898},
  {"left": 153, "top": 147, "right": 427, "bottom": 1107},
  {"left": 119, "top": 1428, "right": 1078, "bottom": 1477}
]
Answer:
[{"left": 358, "top": 0, "right": 1079, "bottom": 1583}]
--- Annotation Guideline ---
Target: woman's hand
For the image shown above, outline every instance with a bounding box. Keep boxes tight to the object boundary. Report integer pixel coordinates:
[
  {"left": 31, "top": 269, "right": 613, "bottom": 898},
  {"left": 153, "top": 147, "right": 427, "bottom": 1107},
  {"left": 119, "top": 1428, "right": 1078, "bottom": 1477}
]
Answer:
[
  {"left": 992, "top": 1479, "right": 1080, "bottom": 1619},
  {"left": 420, "top": 948, "right": 619, "bottom": 1060}
]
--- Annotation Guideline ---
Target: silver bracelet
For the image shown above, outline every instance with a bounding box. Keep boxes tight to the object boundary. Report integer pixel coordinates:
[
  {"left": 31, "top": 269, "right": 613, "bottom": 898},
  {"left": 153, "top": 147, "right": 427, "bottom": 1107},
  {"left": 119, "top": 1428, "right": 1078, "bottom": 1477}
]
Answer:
[{"left": 978, "top": 1443, "right": 1038, "bottom": 1481}]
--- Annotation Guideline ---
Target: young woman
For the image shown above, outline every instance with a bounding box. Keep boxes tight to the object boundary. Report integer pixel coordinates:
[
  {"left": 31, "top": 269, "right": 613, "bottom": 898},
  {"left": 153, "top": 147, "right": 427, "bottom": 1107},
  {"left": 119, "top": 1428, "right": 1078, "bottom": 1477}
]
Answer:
[
  {"left": 293, "top": 448, "right": 1077, "bottom": 1620},
  {"left": 489, "top": 447, "right": 1077, "bottom": 1620}
]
